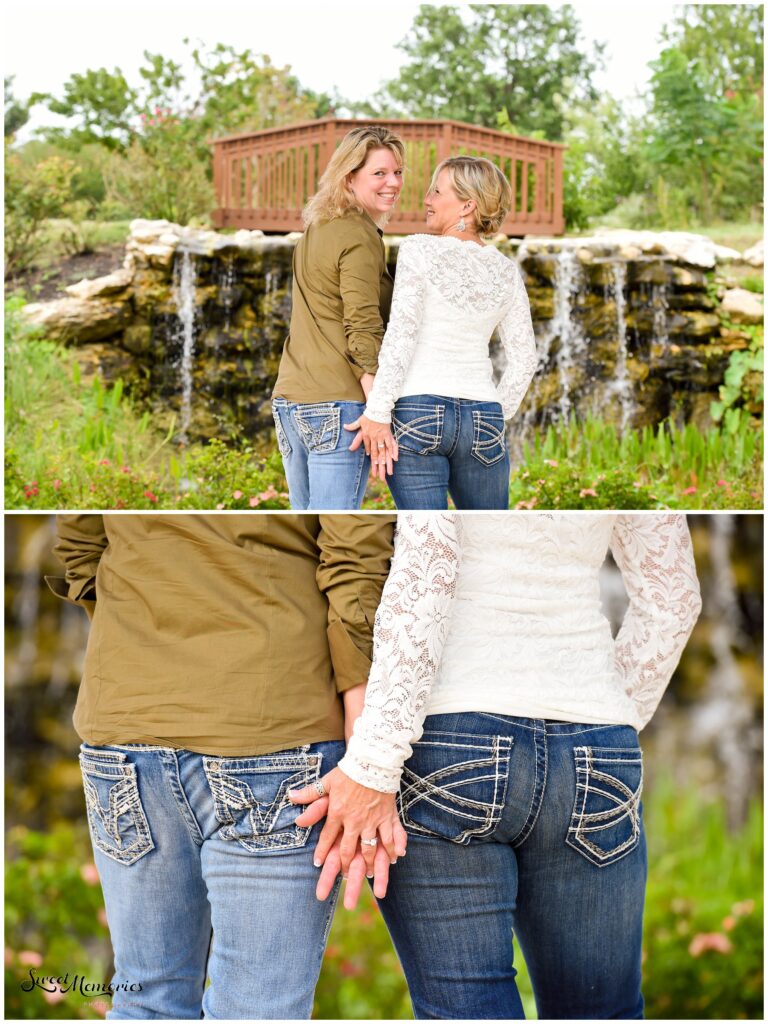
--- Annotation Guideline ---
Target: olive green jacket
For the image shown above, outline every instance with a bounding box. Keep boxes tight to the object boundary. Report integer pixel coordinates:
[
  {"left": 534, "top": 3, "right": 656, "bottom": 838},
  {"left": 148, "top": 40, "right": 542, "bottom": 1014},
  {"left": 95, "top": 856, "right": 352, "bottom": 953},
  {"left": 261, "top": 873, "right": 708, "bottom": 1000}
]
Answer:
[
  {"left": 49, "top": 514, "right": 395, "bottom": 756},
  {"left": 273, "top": 211, "right": 393, "bottom": 403}
]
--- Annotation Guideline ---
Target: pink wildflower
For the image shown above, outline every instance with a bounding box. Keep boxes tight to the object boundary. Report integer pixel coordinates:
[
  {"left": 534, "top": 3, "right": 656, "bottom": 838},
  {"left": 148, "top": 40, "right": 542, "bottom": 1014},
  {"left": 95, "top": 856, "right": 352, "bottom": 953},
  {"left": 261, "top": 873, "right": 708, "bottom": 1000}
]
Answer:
[
  {"left": 688, "top": 932, "right": 733, "bottom": 957},
  {"left": 143, "top": 490, "right": 158, "bottom": 504},
  {"left": 18, "top": 950, "right": 43, "bottom": 967},
  {"left": 579, "top": 488, "right": 598, "bottom": 498},
  {"left": 682, "top": 486, "right": 697, "bottom": 495},
  {"left": 80, "top": 863, "right": 100, "bottom": 886},
  {"left": 232, "top": 490, "right": 243, "bottom": 500}
]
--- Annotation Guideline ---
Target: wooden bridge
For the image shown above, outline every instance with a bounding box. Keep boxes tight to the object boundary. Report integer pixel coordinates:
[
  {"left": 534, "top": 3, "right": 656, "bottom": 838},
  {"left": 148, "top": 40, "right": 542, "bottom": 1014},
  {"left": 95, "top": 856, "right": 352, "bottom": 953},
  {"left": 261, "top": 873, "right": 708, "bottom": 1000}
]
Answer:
[{"left": 210, "top": 117, "right": 565, "bottom": 236}]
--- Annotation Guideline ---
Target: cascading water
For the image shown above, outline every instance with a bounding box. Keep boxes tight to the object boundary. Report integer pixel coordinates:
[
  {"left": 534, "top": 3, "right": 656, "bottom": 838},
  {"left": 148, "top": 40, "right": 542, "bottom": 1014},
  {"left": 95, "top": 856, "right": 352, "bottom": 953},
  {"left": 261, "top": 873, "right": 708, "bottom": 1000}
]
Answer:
[
  {"left": 172, "top": 249, "right": 198, "bottom": 444},
  {"left": 219, "top": 254, "right": 237, "bottom": 331},
  {"left": 651, "top": 282, "right": 670, "bottom": 347},
  {"left": 511, "top": 248, "right": 586, "bottom": 447},
  {"left": 608, "top": 262, "right": 634, "bottom": 432}
]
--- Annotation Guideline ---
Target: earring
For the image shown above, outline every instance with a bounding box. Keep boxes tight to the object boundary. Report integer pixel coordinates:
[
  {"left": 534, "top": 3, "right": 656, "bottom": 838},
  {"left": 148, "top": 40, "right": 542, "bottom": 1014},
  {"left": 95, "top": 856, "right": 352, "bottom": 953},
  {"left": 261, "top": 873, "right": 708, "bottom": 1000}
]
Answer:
[{"left": 456, "top": 216, "right": 466, "bottom": 232}]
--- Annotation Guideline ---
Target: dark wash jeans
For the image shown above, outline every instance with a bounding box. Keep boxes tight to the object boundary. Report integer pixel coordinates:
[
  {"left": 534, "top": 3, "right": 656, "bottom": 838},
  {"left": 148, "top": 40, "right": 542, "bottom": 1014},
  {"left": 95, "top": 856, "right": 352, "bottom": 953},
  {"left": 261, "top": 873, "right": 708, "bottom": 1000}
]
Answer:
[
  {"left": 378, "top": 713, "right": 647, "bottom": 1020},
  {"left": 387, "top": 395, "right": 510, "bottom": 510}
]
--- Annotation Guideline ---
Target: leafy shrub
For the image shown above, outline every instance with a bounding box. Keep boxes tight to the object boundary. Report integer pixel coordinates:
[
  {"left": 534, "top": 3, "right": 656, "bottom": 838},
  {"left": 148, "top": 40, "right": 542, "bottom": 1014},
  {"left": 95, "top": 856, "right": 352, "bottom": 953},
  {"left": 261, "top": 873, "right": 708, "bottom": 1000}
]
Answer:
[
  {"left": 642, "top": 781, "right": 763, "bottom": 1019},
  {"left": 5, "top": 824, "right": 111, "bottom": 1020},
  {"left": 4, "top": 144, "right": 79, "bottom": 276},
  {"left": 710, "top": 328, "right": 764, "bottom": 432}
]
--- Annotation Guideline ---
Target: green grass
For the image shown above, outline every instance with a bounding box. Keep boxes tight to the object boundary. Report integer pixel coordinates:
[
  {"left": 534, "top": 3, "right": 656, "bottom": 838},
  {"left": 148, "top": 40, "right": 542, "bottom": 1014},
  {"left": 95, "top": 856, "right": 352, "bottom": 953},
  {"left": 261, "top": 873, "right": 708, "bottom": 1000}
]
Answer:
[{"left": 507, "top": 415, "right": 763, "bottom": 510}]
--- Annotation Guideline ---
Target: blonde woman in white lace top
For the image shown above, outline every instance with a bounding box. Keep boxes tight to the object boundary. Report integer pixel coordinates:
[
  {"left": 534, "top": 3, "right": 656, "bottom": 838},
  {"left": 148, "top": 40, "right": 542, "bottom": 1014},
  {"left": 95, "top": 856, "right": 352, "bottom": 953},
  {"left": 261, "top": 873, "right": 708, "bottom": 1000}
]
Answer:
[
  {"left": 345, "top": 157, "right": 538, "bottom": 510},
  {"left": 291, "top": 513, "right": 702, "bottom": 1018}
]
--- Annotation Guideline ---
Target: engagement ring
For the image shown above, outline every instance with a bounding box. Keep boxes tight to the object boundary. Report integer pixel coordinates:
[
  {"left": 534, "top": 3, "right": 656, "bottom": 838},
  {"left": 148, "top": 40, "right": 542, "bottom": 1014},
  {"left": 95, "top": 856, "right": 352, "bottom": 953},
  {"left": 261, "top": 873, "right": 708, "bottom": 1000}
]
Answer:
[
  {"left": 360, "top": 837, "right": 378, "bottom": 846},
  {"left": 313, "top": 779, "right": 326, "bottom": 797}
]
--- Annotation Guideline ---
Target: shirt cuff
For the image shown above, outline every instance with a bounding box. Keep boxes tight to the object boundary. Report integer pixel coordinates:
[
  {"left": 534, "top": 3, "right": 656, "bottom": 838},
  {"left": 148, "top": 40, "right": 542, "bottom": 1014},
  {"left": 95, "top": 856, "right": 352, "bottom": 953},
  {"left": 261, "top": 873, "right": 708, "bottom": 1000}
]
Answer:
[{"left": 327, "top": 618, "right": 372, "bottom": 693}]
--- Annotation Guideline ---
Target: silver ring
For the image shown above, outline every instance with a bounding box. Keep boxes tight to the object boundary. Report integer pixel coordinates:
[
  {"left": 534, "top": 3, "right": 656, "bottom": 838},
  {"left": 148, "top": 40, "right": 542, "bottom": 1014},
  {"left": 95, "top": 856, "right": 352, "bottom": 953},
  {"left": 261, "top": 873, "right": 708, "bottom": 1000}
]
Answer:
[
  {"left": 360, "top": 837, "right": 378, "bottom": 847},
  {"left": 377, "top": 442, "right": 386, "bottom": 448},
  {"left": 313, "top": 779, "right": 326, "bottom": 798}
]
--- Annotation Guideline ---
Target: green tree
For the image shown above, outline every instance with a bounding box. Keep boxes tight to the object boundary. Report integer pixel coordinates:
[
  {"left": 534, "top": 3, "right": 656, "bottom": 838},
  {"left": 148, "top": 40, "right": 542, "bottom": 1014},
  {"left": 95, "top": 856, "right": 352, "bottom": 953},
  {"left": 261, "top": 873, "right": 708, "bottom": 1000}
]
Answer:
[
  {"left": 4, "top": 76, "right": 29, "bottom": 138},
  {"left": 645, "top": 45, "right": 763, "bottom": 222},
  {"left": 561, "top": 96, "right": 648, "bottom": 229},
  {"left": 660, "top": 3, "right": 764, "bottom": 97},
  {"left": 31, "top": 67, "right": 139, "bottom": 151},
  {"left": 30, "top": 42, "right": 330, "bottom": 222},
  {"left": 370, "top": 4, "right": 604, "bottom": 140}
]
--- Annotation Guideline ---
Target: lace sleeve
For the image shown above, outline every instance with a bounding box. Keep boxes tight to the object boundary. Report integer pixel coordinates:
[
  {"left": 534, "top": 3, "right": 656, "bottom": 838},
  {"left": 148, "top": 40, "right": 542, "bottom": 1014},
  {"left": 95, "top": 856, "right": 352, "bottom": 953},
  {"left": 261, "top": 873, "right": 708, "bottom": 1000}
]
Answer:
[
  {"left": 496, "top": 264, "right": 537, "bottom": 420},
  {"left": 337, "top": 513, "right": 461, "bottom": 792},
  {"left": 363, "top": 238, "right": 426, "bottom": 424},
  {"left": 610, "top": 514, "right": 702, "bottom": 729}
]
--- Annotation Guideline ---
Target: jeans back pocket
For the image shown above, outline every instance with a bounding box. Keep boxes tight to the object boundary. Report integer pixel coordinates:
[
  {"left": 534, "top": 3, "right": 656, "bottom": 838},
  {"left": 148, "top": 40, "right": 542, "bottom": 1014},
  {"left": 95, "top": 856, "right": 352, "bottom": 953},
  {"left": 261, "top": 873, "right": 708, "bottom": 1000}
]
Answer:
[
  {"left": 294, "top": 403, "right": 341, "bottom": 454},
  {"left": 204, "top": 748, "right": 323, "bottom": 853},
  {"left": 470, "top": 408, "right": 506, "bottom": 466},
  {"left": 392, "top": 402, "right": 445, "bottom": 455},
  {"left": 271, "top": 400, "right": 293, "bottom": 459},
  {"left": 79, "top": 749, "right": 155, "bottom": 866},
  {"left": 399, "top": 731, "right": 512, "bottom": 844},
  {"left": 567, "top": 746, "right": 643, "bottom": 867}
]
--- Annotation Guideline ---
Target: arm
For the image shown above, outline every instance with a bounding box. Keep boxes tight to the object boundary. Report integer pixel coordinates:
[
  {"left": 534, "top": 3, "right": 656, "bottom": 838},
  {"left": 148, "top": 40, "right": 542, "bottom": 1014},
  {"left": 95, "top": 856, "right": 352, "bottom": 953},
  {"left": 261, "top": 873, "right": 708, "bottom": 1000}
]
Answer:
[
  {"left": 363, "top": 238, "right": 427, "bottom": 424},
  {"left": 496, "top": 263, "right": 538, "bottom": 421},
  {"left": 292, "top": 512, "right": 461, "bottom": 880},
  {"left": 339, "top": 236, "right": 387, "bottom": 380},
  {"left": 610, "top": 514, "right": 702, "bottom": 729},
  {"left": 338, "top": 512, "right": 462, "bottom": 792},
  {"left": 46, "top": 515, "right": 108, "bottom": 616},
  {"left": 315, "top": 515, "right": 396, "bottom": 693}
]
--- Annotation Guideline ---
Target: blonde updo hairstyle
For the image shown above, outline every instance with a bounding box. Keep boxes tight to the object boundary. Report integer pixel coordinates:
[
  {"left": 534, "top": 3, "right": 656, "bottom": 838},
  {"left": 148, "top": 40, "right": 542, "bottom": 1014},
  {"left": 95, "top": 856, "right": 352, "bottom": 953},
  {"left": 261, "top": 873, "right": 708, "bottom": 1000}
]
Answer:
[
  {"left": 430, "top": 156, "right": 512, "bottom": 236},
  {"left": 302, "top": 125, "right": 405, "bottom": 227}
]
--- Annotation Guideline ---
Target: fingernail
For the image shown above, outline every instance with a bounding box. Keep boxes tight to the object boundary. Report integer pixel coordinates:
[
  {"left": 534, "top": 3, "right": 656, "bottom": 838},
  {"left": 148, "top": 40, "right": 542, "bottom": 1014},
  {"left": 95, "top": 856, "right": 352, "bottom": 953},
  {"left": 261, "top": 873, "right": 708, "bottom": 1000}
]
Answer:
[
  {"left": 366, "top": 872, "right": 374, "bottom": 878},
  {"left": 314, "top": 860, "right": 322, "bottom": 868},
  {"left": 390, "top": 859, "right": 397, "bottom": 865}
]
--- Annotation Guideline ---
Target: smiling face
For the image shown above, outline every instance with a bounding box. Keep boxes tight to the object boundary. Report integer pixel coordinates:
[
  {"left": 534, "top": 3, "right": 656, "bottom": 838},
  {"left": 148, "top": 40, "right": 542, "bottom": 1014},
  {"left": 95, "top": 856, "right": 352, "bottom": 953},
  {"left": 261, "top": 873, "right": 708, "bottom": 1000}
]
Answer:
[
  {"left": 347, "top": 147, "right": 403, "bottom": 222},
  {"left": 424, "top": 168, "right": 476, "bottom": 235}
]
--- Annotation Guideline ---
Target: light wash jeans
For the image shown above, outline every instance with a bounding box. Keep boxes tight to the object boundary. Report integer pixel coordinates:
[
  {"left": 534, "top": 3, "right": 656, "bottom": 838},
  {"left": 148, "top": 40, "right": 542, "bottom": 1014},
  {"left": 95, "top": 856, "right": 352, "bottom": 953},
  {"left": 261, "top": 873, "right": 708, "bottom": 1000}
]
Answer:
[
  {"left": 387, "top": 395, "right": 510, "bottom": 510},
  {"left": 378, "top": 713, "right": 647, "bottom": 1019},
  {"left": 79, "top": 740, "right": 345, "bottom": 1019},
  {"left": 272, "top": 398, "right": 370, "bottom": 509}
]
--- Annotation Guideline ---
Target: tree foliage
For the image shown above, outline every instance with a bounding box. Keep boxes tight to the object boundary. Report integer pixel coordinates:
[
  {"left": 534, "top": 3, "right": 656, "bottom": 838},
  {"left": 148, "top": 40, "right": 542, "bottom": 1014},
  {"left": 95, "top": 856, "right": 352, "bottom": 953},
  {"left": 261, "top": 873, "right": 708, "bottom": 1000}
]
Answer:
[
  {"left": 4, "top": 77, "right": 30, "bottom": 138},
  {"left": 25, "top": 41, "right": 329, "bottom": 222},
  {"left": 370, "top": 4, "right": 603, "bottom": 140},
  {"left": 641, "top": 4, "right": 764, "bottom": 224}
]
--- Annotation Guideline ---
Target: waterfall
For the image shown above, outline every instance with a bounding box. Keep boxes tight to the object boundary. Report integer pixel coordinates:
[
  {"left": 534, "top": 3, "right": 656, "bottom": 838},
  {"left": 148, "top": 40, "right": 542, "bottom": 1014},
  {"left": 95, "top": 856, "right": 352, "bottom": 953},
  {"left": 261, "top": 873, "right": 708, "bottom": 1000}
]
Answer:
[
  {"left": 512, "top": 249, "right": 585, "bottom": 444},
  {"left": 651, "top": 282, "right": 670, "bottom": 346},
  {"left": 609, "top": 262, "right": 633, "bottom": 432},
  {"left": 219, "top": 254, "right": 236, "bottom": 331},
  {"left": 172, "top": 249, "right": 198, "bottom": 444}
]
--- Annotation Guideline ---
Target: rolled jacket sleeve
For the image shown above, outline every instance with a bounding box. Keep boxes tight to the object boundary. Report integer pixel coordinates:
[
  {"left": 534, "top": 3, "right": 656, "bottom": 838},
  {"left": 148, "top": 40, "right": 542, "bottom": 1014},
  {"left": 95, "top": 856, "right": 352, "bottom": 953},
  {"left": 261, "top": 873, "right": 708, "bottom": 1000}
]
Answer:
[
  {"left": 316, "top": 515, "right": 396, "bottom": 692},
  {"left": 339, "top": 238, "right": 387, "bottom": 376},
  {"left": 48, "top": 514, "right": 108, "bottom": 614}
]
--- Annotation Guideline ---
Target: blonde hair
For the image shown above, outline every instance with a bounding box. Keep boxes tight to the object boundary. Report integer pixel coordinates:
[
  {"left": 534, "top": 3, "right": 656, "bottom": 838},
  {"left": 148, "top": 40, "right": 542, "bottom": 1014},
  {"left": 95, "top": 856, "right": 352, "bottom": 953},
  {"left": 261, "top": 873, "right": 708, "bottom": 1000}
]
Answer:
[
  {"left": 430, "top": 156, "right": 512, "bottom": 235},
  {"left": 302, "top": 125, "right": 405, "bottom": 227}
]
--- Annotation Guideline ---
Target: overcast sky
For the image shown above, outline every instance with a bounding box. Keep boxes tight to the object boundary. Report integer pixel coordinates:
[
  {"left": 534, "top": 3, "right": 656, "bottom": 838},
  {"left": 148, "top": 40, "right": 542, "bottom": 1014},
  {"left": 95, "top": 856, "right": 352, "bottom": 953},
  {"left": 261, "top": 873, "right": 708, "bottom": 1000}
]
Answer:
[{"left": 5, "top": 2, "right": 682, "bottom": 141}]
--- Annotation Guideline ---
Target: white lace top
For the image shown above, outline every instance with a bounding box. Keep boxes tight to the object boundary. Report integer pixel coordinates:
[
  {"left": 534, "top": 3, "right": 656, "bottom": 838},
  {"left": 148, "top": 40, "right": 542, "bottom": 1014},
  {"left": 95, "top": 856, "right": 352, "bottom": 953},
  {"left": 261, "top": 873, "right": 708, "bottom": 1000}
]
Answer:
[
  {"left": 339, "top": 513, "right": 702, "bottom": 792},
  {"left": 364, "top": 235, "right": 537, "bottom": 423}
]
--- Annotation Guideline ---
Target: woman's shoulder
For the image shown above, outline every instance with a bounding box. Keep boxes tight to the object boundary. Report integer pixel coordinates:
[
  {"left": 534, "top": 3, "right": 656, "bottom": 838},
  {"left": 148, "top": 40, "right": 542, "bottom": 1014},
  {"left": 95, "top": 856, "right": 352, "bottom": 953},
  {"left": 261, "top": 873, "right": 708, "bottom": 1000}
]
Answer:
[{"left": 314, "top": 211, "right": 379, "bottom": 244}]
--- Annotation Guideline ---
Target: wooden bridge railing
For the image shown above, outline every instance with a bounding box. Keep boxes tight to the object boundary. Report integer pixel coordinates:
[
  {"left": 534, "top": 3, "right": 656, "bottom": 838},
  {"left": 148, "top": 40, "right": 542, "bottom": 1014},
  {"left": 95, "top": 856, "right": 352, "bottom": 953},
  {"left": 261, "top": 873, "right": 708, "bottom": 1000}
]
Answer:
[{"left": 210, "top": 118, "right": 565, "bottom": 235}]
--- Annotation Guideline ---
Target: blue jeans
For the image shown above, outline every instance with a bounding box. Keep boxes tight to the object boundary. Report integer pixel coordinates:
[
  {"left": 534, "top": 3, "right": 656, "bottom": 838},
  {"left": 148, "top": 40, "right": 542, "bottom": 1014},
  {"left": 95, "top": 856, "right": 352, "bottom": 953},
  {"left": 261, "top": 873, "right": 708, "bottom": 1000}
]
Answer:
[
  {"left": 272, "top": 398, "right": 370, "bottom": 509},
  {"left": 388, "top": 395, "right": 510, "bottom": 509},
  {"left": 79, "top": 740, "right": 346, "bottom": 1019},
  {"left": 378, "top": 714, "right": 647, "bottom": 1020}
]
